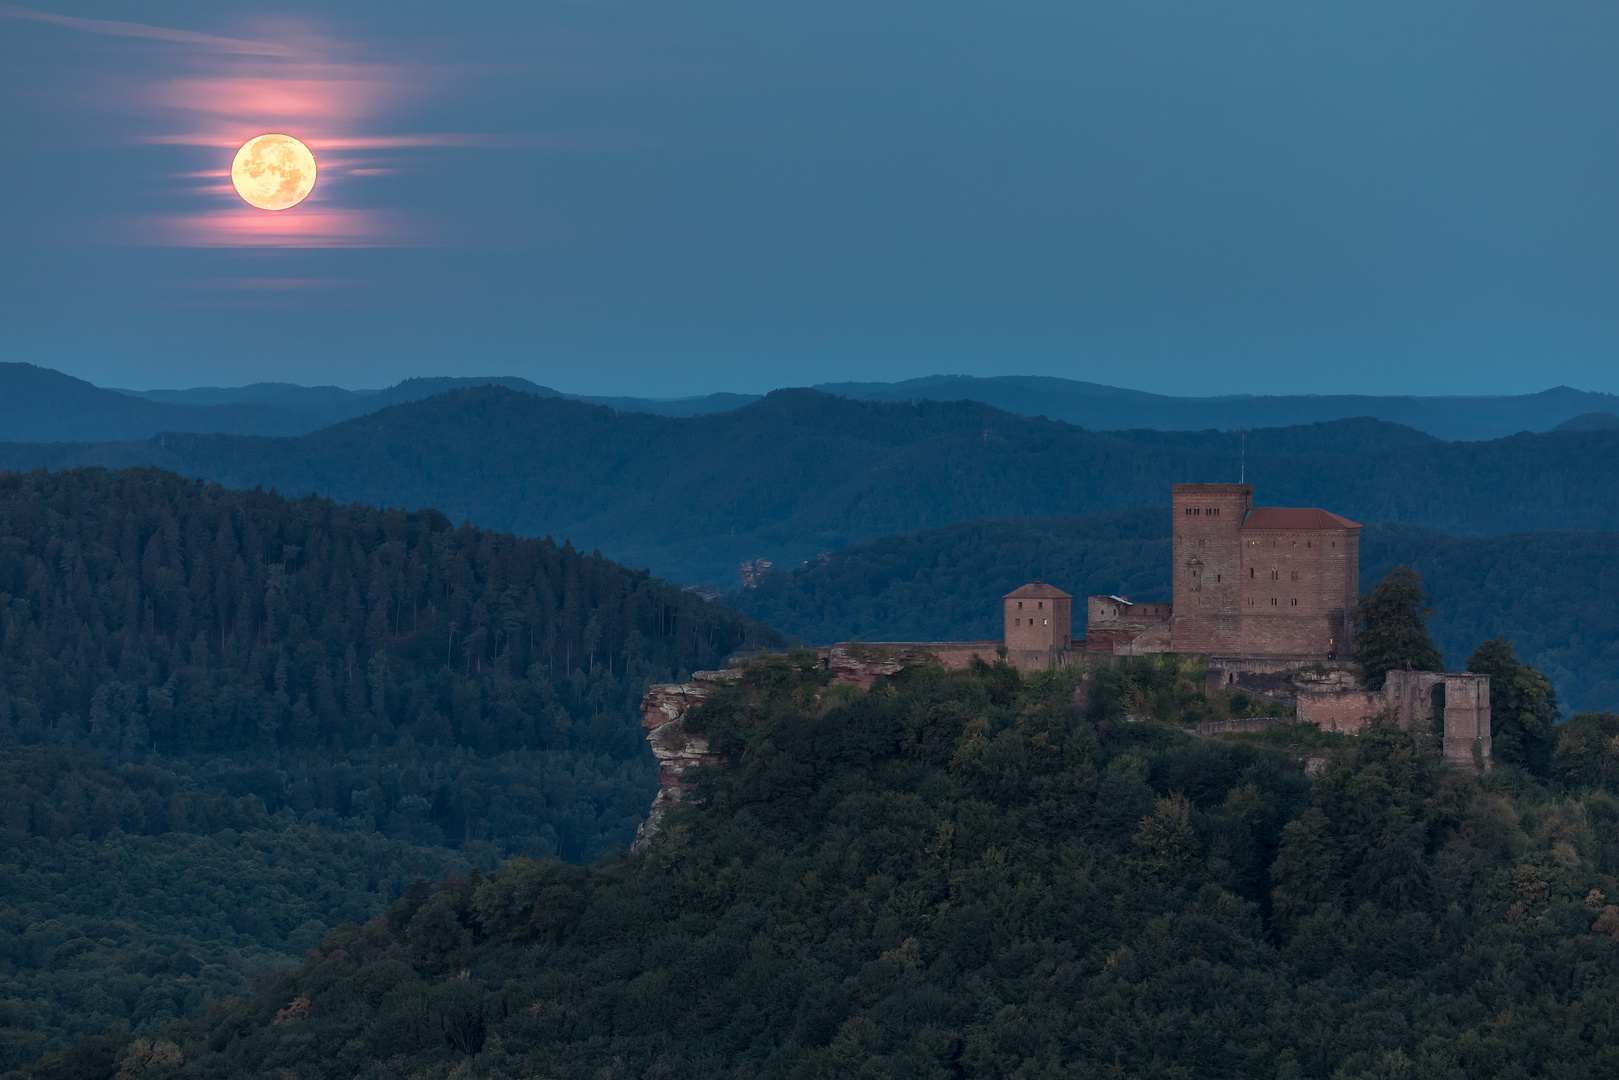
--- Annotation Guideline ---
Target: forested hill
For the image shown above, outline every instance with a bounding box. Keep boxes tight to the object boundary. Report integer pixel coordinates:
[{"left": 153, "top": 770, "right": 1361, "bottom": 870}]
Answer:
[
  {"left": 36, "top": 656, "right": 1619, "bottom": 1079},
  {"left": 0, "top": 467, "right": 773, "bottom": 1066},
  {"left": 3, "top": 389, "right": 1619, "bottom": 585},
  {"left": 728, "top": 510, "right": 1619, "bottom": 712},
  {"left": 0, "top": 466, "right": 769, "bottom": 856}
]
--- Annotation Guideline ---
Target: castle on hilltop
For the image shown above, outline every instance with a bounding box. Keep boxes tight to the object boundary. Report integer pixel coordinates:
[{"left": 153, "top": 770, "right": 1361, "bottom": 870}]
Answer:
[
  {"left": 637, "top": 483, "right": 1489, "bottom": 844},
  {"left": 995, "top": 483, "right": 1362, "bottom": 665}
]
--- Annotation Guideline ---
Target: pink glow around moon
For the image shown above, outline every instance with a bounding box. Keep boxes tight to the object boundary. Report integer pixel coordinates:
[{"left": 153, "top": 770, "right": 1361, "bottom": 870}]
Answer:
[{"left": 231, "top": 133, "right": 317, "bottom": 210}]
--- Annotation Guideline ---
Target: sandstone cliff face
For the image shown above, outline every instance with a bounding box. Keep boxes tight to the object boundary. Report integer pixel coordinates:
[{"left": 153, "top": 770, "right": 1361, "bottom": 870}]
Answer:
[
  {"left": 632, "top": 647, "right": 927, "bottom": 849},
  {"left": 633, "top": 670, "right": 738, "bottom": 849}
]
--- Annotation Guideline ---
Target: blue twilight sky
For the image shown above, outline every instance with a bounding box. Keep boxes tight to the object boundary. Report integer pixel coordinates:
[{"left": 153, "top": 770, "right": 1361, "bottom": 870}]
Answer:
[{"left": 3, "top": 0, "right": 1619, "bottom": 397}]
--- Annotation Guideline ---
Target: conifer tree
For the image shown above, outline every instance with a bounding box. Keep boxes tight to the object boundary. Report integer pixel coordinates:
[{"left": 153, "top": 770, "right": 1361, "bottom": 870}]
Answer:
[
  {"left": 1467, "top": 637, "right": 1560, "bottom": 774},
  {"left": 1352, "top": 565, "right": 1443, "bottom": 689}
]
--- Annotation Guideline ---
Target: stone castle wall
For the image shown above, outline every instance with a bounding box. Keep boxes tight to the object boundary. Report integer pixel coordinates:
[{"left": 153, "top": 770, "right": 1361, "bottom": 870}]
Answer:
[
  {"left": 1296, "top": 670, "right": 1492, "bottom": 770},
  {"left": 1234, "top": 527, "right": 1357, "bottom": 657}
]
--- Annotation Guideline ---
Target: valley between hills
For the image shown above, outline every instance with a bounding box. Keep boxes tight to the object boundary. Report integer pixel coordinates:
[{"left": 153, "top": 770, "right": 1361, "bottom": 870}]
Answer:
[{"left": 0, "top": 376, "right": 1615, "bottom": 1079}]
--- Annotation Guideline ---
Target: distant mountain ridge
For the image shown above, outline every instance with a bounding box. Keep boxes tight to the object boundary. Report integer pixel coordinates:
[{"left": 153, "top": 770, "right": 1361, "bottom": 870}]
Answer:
[
  {"left": 2, "top": 387, "right": 1617, "bottom": 586},
  {"left": 6, "top": 362, "right": 1617, "bottom": 442},
  {"left": 819, "top": 374, "right": 1619, "bottom": 441},
  {"left": 0, "top": 364, "right": 757, "bottom": 443},
  {"left": 115, "top": 372, "right": 758, "bottom": 428}
]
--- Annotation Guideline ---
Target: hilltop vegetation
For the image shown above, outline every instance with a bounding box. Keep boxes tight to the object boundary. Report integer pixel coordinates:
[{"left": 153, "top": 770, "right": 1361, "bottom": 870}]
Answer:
[
  {"left": 5, "top": 388, "right": 1619, "bottom": 584},
  {"left": 0, "top": 467, "right": 771, "bottom": 1067},
  {"left": 730, "top": 510, "right": 1619, "bottom": 712},
  {"left": 31, "top": 655, "right": 1619, "bottom": 1080}
]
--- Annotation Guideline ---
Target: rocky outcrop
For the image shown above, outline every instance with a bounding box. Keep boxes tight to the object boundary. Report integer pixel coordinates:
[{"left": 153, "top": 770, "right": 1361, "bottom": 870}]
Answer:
[
  {"left": 633, "top": 669, "right": 739, "bottom": 848},
  {"left": 633, "top": 648, "right": 934, "bottom": 849},
  {"left": 819, "top": 644, "right": 914, "bottom": 689}
]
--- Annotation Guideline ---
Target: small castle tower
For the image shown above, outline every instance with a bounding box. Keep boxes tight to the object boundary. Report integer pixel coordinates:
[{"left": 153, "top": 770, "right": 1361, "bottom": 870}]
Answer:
[{"left": 1004, "top": 582, "right": 1072, "bottom": 669}]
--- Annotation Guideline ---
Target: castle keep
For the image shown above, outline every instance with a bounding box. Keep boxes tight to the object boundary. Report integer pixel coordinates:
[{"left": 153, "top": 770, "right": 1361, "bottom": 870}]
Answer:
[{"left": 1110, "top": 482, "right": 1362, "bottom": 659}]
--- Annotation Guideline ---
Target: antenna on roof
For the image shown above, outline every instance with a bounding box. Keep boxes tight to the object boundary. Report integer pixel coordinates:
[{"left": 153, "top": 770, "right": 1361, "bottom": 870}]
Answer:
[{"left": 1240, "top": 432, "right": 1245, "bottom": 484}]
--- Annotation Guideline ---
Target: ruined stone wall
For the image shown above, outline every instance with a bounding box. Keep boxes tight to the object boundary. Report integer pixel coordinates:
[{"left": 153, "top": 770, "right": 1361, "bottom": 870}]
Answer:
[
  {"left": 1297, "top": 690, "right": 1386, "bottom": 734},
  {"left": 1208, "top": 659, "right": 1358, "bottom": 706},
  {"left": 1292, "top": 670, "right": 1492, "bottom": 771},
  {"left": 1112, "top": 623, "right": 1172, "bottom": 656},
  {"left": 1439, "top": 673, "right": 1492, "bottom": 770},
  {"left": 1169, "top": 484, "right": 1252, "bottom": 654},
  {"left": 1085, "top": 596, "right": 1171, "bottom": 654}
]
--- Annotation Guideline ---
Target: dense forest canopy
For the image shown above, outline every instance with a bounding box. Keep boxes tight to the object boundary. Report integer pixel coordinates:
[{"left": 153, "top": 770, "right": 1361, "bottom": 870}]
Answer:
[
  {"left": 0, "top": 467, "right": 773, "bottom": 1067},
  {"left": 728, "top": 510, "right": 1619, "bottom": 712},
  {"left": 0, "top": 466, "right": 770, "bottom": 854},
  {"left": 26, "top": 655, "right": 1618, "bottom": 1080},
  {"left": 4, "top": 388, "right": 1619, "bottom": 584}
]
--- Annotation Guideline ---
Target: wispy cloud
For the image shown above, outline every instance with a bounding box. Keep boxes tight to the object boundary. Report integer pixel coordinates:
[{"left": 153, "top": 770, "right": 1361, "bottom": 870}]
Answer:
[
  {"left": 135, "top": 132, "right": 529, "bottom": 149},
  {"left": 0, "top": 3, "right": 298, "bottom": 56},
  {"left": 191, "top": 277, "right": 362, "bottom": 290},
  {"left": 127, "top": 208, "right": 424, "bottom": 249},
  {"left": 18, "top": 6, "right": 571, "bottom": 249}
]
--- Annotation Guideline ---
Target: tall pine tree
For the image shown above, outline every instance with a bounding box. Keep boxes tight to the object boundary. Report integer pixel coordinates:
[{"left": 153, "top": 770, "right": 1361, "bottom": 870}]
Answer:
[
  {"left": 1467, "top": 637, "right": 1560, "bottom": 774},
  {"left": 1352, "top": 565, "right": 1443, "bottom": 689}
]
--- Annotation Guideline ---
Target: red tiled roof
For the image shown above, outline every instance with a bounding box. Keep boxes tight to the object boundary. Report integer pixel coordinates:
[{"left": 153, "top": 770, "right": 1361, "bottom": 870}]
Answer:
[
  {"left": 1005, "top": 581, "right": 1072, "bottom": 599},
  {"left": 1239, "top": 507, "right": 1361, "bottom": 531}
]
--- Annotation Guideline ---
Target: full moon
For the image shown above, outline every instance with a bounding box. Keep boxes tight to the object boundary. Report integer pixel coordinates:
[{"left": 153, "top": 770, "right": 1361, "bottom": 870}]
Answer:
[{"left": 231, "top": 134, "right": 317, "bottom": 211}]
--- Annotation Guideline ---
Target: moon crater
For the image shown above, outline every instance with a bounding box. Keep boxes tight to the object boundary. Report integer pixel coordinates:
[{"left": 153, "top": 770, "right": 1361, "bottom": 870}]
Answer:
[{"left": 231, "top": 134, "right": 317, "bottom": 211}]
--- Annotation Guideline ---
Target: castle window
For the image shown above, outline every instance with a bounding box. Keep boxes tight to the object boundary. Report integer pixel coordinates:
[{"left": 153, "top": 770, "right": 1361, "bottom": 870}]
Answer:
[
  {"left": 1216, "top": 574, "right": 1220, "bottom": 582},
  {"left": 1271, "top": 597, "right": 1278, "bottom": 606},
  {"left": 1038, "top": 601, "right": 1043, "bottom": 609},
  {"left": 1043, "top": 619, "right": 1048, "bottom": 626},
  {"left": 1307, "top": 541, "right": 1311, "bottom": 548},
  {"left": 1291, "top": 598, "right": 1298, "bottom": 606},
  {"left": 1198, "top": 539, "right": 1205, "bottom": 548},
  {"left": 1249, "top": 567, "right": 1254, "bottom": 578},
  {"left": 1018, "top": 601, "right": 1023, "bottom": 609},
  {"left": 1291, "top": 570, "right": 1298, "bottom": 580}
]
